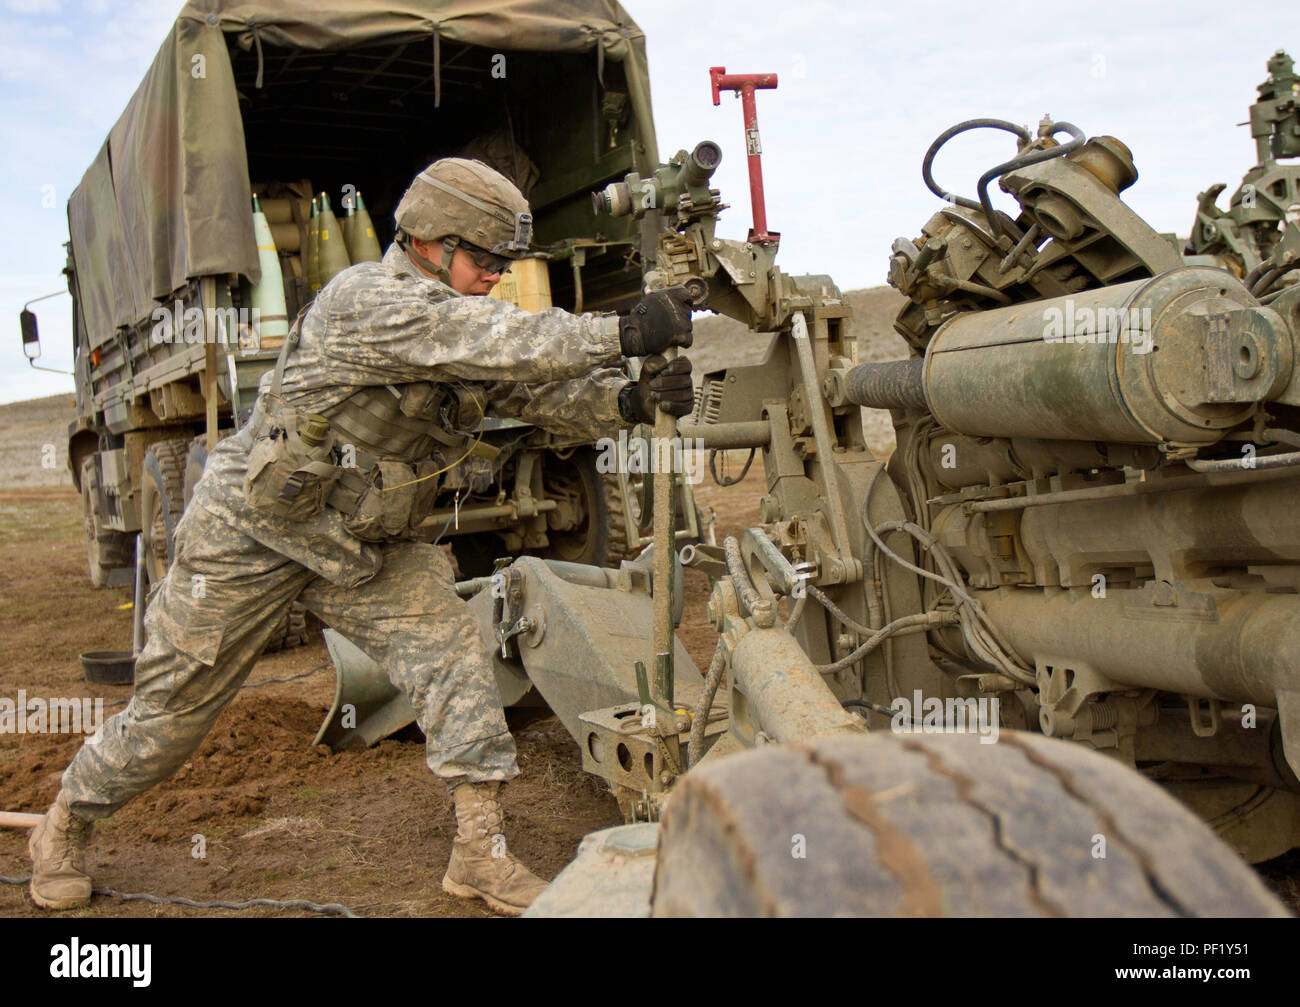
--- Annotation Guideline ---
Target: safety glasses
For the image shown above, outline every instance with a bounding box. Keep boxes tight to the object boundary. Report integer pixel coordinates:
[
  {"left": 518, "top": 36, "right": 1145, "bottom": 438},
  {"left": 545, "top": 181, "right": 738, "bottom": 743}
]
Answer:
[{"left": 459, "top": 241, "right": 515, "bottom": 276}]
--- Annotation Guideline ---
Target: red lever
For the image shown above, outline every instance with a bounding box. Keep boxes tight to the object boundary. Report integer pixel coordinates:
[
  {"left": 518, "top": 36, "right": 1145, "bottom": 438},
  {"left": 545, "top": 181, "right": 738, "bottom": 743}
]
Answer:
[{"left": 709, "top": 66, "right": 779, "bottom": 245}]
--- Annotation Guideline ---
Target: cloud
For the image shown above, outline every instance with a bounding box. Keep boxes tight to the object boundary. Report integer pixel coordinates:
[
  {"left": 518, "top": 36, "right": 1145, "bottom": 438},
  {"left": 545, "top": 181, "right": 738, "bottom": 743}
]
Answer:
[{"left": 2, "top": 0, "right": 61, "bottom": 14}]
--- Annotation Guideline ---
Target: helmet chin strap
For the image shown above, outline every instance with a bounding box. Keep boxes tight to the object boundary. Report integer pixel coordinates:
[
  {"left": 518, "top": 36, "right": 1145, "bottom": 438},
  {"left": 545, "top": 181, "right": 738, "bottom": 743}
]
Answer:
[{"left": 400, "top": 233, "right": 458, "bottom": 284}]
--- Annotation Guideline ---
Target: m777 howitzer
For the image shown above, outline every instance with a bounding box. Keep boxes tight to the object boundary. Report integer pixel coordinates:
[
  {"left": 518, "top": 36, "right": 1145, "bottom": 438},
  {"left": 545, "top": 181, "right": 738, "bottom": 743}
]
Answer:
[{"left": 333, "top": 73, "right": 1297, "bottom": 915}]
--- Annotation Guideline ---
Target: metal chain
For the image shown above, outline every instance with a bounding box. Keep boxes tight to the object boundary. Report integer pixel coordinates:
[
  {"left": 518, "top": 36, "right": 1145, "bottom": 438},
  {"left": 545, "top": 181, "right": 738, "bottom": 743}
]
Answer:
[{"left": 0, "top": 874, "right": 357, "bottom": 918}]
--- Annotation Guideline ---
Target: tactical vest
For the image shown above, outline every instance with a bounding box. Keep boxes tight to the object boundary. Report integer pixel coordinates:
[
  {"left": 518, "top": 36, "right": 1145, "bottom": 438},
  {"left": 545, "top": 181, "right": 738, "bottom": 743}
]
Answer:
[
  {"left": 326, "top": 382, "right": 481, "bottom": 466},
  {"left": 243, "top": 322, "right": 495, "bottom": 541}
]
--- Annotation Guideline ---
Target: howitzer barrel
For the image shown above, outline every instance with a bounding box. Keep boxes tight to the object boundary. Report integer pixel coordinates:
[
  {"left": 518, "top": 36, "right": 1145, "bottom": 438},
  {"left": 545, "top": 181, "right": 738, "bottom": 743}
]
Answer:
[
  {"left": 846, "top": 267, "right": 1292, "bottom": 446},
  {"left": 843, "top": 359, "right": 926, "bottom": 410}
]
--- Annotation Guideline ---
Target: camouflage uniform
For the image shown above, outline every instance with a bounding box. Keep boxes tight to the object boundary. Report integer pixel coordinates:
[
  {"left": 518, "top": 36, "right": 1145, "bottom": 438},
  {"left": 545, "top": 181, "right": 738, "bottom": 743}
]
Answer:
[{"left": 61, "top": 243, "right": 630, "bottom": 820}]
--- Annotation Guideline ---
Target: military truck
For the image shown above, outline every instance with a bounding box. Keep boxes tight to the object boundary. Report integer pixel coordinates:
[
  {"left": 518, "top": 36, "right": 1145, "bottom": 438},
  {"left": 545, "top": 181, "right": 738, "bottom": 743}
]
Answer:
[{"left": 21, "top": 0, "right": 697, "bottom": 646}]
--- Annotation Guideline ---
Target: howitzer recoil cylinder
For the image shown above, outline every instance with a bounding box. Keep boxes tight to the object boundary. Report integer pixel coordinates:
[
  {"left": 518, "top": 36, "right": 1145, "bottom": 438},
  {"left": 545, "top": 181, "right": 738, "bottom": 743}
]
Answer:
[
  {"left": 974, "top": 585, "right": 1300, "bottom": 782},
  {"left": 845, "top": 266, "right": 1293, "bottom": 446}
]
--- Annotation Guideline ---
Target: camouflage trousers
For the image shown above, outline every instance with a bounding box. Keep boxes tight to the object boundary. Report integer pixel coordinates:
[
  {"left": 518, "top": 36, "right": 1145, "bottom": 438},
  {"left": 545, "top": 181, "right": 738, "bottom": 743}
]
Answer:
[{"left": 61, "top": 502, "right": 518, "bottom": 821}]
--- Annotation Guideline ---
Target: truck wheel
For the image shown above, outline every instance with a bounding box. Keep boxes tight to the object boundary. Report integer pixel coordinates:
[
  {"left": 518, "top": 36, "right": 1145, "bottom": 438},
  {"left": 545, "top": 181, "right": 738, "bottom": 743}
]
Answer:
[
  {"left": 541, "top": 448, "right": 612, "bottom": 567},
  {"left": 651, "top": 732, "right": 1288, "bottom": 917},
  {"left": 80, "top": 456, "right": 133, "bottom": 587},
  {"left": 140, "top": 439, "right": 189, "bottom": 586}
]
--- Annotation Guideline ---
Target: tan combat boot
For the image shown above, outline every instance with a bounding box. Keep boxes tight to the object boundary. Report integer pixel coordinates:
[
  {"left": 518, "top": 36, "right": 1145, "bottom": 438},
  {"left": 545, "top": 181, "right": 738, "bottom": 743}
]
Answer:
[
  {"left": 441, "top": 782, "right": 548, "bottom": 916},
  {"left": 28, "top": 792, "right": 93, "bottom": 911}
]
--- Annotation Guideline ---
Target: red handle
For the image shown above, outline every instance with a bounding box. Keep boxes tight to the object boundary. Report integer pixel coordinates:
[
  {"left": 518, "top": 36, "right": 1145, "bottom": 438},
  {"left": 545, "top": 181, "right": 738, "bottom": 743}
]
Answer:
[{"left": 709, "top": 67, "right": 780, "bottom": 244}]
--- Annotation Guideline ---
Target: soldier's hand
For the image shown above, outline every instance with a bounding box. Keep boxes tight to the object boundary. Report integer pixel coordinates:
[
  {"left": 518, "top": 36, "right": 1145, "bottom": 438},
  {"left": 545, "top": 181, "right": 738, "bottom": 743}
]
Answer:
[
  {"left": 618, "top": 287, "right": 695, "bottom": 357},
  {"left": 620, "top": 355, "right": 695, "bottom": 424}
]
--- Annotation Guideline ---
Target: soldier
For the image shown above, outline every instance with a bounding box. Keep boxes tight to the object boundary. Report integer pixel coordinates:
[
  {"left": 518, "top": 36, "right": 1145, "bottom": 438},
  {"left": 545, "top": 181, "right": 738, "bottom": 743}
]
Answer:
[{"left": 28, "top": 158, "right": 696, "bottom": 917}]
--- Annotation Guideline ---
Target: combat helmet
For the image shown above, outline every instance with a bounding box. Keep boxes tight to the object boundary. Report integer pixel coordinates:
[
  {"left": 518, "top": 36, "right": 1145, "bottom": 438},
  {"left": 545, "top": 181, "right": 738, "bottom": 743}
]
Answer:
[{"left": 394, "top": 158, "right": 533, "bottom": 281}]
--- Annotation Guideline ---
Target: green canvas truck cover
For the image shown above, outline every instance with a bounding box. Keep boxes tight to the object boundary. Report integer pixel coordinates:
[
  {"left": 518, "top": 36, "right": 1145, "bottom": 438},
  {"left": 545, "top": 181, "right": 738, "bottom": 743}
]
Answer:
[{"left": 67, "top": 0, "right": 657, "bottom": 349}]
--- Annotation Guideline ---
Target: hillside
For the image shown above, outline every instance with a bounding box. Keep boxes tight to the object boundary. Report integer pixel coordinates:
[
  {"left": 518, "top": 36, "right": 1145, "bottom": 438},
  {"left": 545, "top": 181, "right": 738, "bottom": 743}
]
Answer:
[{"left": 0, "top": 392, "right": 77, "bottom": 488}]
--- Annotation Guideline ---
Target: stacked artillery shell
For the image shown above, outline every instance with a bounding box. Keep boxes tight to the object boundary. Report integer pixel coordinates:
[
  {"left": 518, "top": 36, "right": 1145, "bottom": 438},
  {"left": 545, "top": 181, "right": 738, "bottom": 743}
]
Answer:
[
  {"left": 346, "top": 191, "right": 383, "bottom": 263},
  {"left": 317, "top": 192, "right": 351, "bottom": 285},
  {"left": 341, "top": 192, "right": 356, "bottom": 252},
  {"left": 306, "top": 196, "right": 322, "bottom": 294},
  {"left": 250, "top": 194, "right": 289, "bottom": 347}
]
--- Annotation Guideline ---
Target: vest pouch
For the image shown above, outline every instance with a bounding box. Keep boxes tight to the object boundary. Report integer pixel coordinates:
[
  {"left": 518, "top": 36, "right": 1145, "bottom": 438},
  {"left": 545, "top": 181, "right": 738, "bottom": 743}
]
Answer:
[
  {"left": 243, "top": 397, "right": 341, "bottom": 522},
  {"left": 408, "top": 458, "right": 444, "bottom": 530},
  {"left": 342, "top": 459, "right": 420, "bottom": 542},
  {"left": 396, "top": 382, "right": 444, "bottom": 420}
]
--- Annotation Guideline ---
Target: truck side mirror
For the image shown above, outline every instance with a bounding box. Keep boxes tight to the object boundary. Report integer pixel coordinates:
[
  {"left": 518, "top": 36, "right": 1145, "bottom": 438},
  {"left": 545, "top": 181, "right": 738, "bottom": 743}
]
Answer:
[{"left": 20, "top": 308, "right": 40, "bottom": 359}]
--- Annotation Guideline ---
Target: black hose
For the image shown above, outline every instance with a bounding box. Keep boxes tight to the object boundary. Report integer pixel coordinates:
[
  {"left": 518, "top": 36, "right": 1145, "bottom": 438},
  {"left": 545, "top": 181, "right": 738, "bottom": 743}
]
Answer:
[
  {"left": 708, "top": 448, "right": 756, "bottom": 487},
  {"left": 842, "top": 697, "right": 898, "bottom": 718},
  {"left": 843, "top": 696, "right": 928, "bottom": 727},
  {"left": 1251, "top": 266, "right": 1285, "bottom": 297},
  {"left": 1243, "top": 260, "right": 1272, "bottom": 291},
  {"left": 1252, "top": 264, "right": 1300, "bottom": 298},
  {"left": 922, "top": 118, "right": 1031, "bottom": 211}
]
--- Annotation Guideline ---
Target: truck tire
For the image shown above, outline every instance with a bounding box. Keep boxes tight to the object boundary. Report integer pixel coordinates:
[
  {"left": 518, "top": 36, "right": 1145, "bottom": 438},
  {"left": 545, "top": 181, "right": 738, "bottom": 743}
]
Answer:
[
  {"left": 651, "top": 732, "right": 1289, "bottom": 917},
  {"left": 541, "top": 448, "right": 613, "bottom": 567},
  {"left": 601, "top": 470, "right": 632, "bottom": 563},
  {"left": 80, "top": 456, "right": 133, "bottom": 587},
  {"left": 140, "top": 439, "right": 190, "bottom": 587}
]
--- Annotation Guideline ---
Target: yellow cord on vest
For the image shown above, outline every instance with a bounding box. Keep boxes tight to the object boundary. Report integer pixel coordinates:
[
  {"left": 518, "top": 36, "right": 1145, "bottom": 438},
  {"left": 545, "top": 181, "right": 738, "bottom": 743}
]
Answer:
[{"left": 375, "top": 385, "right": 486, "bottom": 493}]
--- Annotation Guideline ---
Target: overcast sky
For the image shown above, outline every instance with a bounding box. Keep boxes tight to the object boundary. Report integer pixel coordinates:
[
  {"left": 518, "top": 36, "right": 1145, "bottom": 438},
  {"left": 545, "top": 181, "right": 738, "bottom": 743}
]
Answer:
[{"left": 0, "top": 0, "right": 1293, "bottom": 403}]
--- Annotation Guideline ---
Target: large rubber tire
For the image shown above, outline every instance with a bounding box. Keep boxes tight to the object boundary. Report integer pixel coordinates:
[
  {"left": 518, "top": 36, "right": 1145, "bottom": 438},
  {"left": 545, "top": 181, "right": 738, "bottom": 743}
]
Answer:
[
  {"left": 139, "top": 439, "right": 190, "bottom": 587},
  {"left": 80, "top": 456, "right": 133, "bottom": 587},
  {"left": 652, "top": 732, "right": 1289, "bottom": 917}
]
